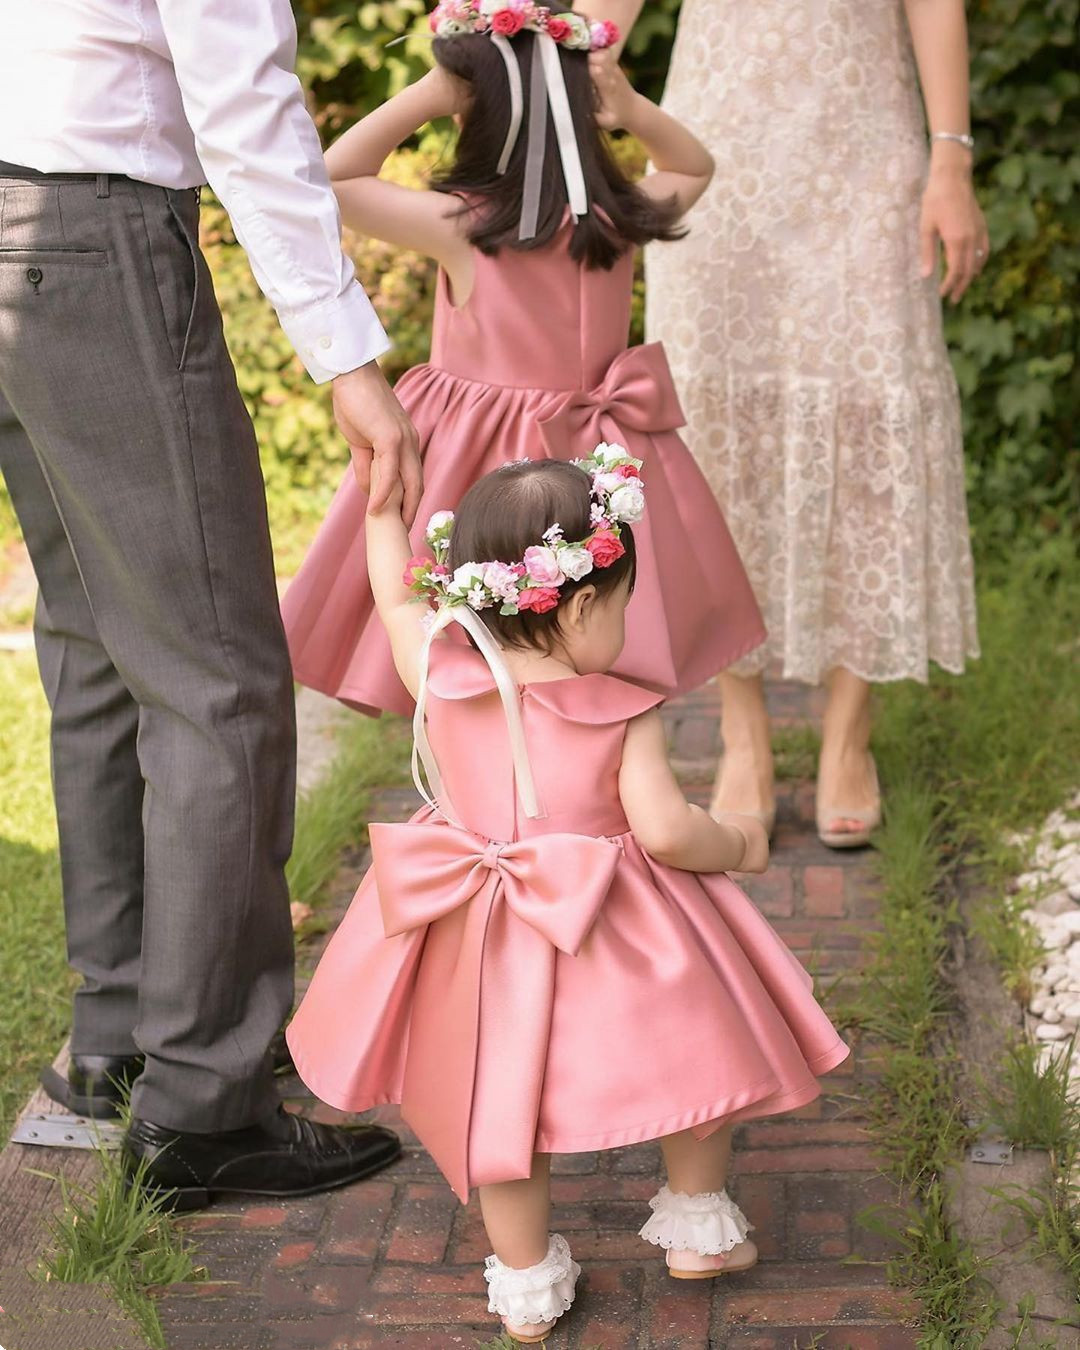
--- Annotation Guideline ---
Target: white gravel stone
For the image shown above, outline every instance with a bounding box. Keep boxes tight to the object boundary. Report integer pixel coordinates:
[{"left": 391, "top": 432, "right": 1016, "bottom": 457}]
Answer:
[
  {"left": 1042, "top": 1006, "right": 1063, "bottom": 1024},
  {"left": 1029, "top": 994, "right": 1050, "bottom": 1016},
  {"left": 1035, "top": 891, "right": 1077, "bottom": 917},
  {"left": 1044, "top": 963, "right": 1069, "bottom": 987},
  {"left": 1036, "top": 1023, "right": 1070, "bottom": 1041},
  {"left": 1060, "top": 1000, "right": 1080, "bottom": 1021}
]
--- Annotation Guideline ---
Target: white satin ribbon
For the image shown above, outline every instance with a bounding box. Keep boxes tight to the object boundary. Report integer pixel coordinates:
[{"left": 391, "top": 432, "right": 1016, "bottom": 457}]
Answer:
[
  {"left": 518, "top": 32, "right": 589, "bottom": 240},
  {"left": 491, "top": 33, "right": 524, "bottom": 176},
  {"left": 412, "top": 605, "right": 544, "bottom": 826}
]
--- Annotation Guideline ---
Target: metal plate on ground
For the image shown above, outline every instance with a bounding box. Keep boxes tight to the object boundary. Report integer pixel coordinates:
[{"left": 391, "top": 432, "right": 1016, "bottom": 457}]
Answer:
[
  {"left": 10, "top": 1112, "right": 123, "bottom": 1150},
  {"left": 967, "top": 1137, "right": 1014, "bottom": 1165}
]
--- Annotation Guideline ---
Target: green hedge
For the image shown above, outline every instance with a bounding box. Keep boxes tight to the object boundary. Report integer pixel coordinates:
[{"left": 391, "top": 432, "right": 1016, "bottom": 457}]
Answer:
[
  {"left": 1, "top": 1, "right": 1075, "bottom": 575},
  {"left": 948, "top": 0, "right": 1079, "bottom": 565}
]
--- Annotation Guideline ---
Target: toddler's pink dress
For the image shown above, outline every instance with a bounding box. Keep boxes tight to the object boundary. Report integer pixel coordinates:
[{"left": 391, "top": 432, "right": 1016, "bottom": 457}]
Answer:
[
  {"left": 287, "top": 643, "right": 849, "bottom": 1202},
  {"left": 282, "top": 218, "right": 765, "bottom": 715}
]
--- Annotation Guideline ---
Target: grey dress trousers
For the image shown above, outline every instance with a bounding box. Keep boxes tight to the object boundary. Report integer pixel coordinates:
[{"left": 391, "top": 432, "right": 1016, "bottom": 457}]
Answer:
[{"left": 0, "top": 173, "right": 296, "bottom": 1133}]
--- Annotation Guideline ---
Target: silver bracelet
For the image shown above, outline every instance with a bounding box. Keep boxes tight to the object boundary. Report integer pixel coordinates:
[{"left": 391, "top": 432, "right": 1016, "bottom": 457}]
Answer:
[{"left": 931, "top": 131, "right": 975, "bottom": 151}]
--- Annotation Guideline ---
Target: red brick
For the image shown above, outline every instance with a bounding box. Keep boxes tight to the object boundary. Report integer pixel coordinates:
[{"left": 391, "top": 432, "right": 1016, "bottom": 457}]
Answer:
[
  {"left": 241, "top": 1205, "right": 288, "bottom": 1229},
  {"left": 737, "top": 1144, "right": 879, "bottom": 1174},
  {"left": 795, "top": 1209, "right": 849, "bottom": 1235},
  {"left": 646, "top": 1282, "right": 714, "bottom": 1345},
  {"left": 264, "top": 1263, "right": 369, "bottom": 1315},
  {"left": 350, "top": 1292, "right": 491, "bottom": 1324},
  {"left": 320, "top": 1180, "right": 395, "bottom": 1260},
  {"left": 383, "top": 1183, "right": 457, "bottom": 1263},
  {"left": 743, "top": 868, "right": 796, "bottom": 918},
  {"left": 572, "top": 1318, "right": 641, "bottom": 1348},
  {"left": 726, "top": 1331, "right": 918, "bottom": 1349},
  {"left": 273, "top": 1241, "right": 316, "bottom": 1270},
  {"left": 742, "top": 1119, "right": 870, "bottom": 1149},
  {"left": 725, "top": 1285, "right": 918, "bottom": 1325},
  {"left": 804, "top": 865, "right": 847, "bottom": 918}
]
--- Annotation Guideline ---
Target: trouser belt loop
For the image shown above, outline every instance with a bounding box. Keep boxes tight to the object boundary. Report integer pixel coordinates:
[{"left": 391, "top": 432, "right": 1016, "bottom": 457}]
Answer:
[{"left": 96, "top": 174, "right": 111, "bottom": 199}]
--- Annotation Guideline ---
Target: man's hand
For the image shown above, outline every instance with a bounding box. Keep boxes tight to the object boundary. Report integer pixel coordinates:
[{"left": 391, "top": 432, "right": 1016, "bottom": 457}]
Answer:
[{"left": 332, "top": 362, "right": 423, "bottom": 523}]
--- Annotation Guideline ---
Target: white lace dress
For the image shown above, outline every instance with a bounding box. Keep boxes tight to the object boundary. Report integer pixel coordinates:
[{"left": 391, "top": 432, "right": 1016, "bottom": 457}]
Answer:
[{"left": 646, "top": 0, "right": 979, "bottom": 684}]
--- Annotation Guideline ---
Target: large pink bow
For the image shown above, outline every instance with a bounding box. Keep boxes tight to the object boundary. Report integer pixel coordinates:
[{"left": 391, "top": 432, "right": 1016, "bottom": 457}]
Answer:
[
  {"left": 536, "top": 342, "right": 685, "bottom": 460},
  {"left": 368, "top": 821, "right": 620, "bottom": 1200}
]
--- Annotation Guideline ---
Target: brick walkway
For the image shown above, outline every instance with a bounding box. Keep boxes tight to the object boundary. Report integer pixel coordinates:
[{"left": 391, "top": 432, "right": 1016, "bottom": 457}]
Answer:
[{"left": 157, "top": 682, "right": 918, "bottom": 1349}]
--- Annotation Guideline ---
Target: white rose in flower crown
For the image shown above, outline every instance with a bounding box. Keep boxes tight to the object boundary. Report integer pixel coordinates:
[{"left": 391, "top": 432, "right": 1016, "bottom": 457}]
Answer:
[
  {"left": 478, "top": 0, "right": 500, "bottom": 14},
  {"left": 592, "top": 470, "right": 627, "bottom": 495},
  {"left": 436, "top": 16, "right": 468, "bottom": 34},
  {"left": 556, "top": 545, "right": 594, "bottom": 582},
  {"left": 563, "top": 11, "right": 591, "bottom": 48},
  {"left": 608, "top": 482, "right": 646, "bottom": 523},
  {"left": 591, "top": 442, "right": 628, "bottom": 466},
  {"left": 447, "top": 562, "right": 487, "bottom": 597},
  {"left": 425, "top": 510, "right": 455, "bottom": 545}
]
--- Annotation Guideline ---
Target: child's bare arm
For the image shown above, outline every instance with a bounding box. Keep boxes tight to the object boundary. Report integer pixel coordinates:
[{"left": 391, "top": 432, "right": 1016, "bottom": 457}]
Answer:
[
  {"left": 619, "top": 711, "right": 769, "bottom": 873},
  {"left": 364, "top": 464, "right": 429, "bottom": 697},
  {"left": 326, "top": 69, "right": 470, "bottom": 269},
  {"left": 589, "top": 57, "right": 714, "bottom": 215}
]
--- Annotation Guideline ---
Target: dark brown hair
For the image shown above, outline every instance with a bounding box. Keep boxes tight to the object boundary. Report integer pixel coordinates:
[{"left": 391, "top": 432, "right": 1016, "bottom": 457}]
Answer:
[
  {"left": 431, "top": 11, "right": 684, "bottom": 269},
  {"left": 447, "top": 459, "right": 636, "bottom": 651}
]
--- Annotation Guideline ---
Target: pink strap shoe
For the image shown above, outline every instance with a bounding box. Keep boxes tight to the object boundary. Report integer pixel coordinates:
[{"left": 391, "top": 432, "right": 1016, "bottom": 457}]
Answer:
[
  {"left": 484, "top": 1233, "right": 580, "bottom": 1343},
  {"left": 639, "top": 1185, "right": 758, "bottom": 1280}
]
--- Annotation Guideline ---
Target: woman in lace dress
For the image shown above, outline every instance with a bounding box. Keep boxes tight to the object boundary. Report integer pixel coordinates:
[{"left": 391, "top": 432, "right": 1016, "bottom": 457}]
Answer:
[{"left": 579, "top": 0, "right": 986, "bottom": 845}]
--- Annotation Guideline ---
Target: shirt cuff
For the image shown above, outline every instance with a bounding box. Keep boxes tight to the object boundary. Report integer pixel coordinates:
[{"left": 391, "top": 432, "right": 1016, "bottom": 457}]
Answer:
[{"left": 279, "top": 282, "right": 391, "bottom": 385}]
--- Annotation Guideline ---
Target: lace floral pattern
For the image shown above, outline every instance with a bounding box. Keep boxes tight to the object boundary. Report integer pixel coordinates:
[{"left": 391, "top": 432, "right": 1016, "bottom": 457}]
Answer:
[
  {"left": 484, "top": 1232, "right": 581, "bottom": 1324},
  {"left": 645, "top": 0, "right": 979, "bottom": 684},
  {"left": 639, "top": 1186, "right": 754, "bottom": 1255}
]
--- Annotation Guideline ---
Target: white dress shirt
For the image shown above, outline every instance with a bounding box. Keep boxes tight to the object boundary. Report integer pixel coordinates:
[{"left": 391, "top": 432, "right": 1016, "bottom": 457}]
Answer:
[{"left": 0, "top": 1, "right": 389, "bottom": 383}]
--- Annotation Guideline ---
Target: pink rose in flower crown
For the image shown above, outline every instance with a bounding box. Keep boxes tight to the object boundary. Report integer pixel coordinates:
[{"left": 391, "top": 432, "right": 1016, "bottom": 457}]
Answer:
[
  {"left": 483, "top": 560, "right": 524, "bottom": 604},
  {"left": 490, "top": 8, "right": 525, "bottom": 35},
  {"left": 585, "top": 529, "right": 625, "bottom": 569},
  {"left": 614, "top": 463, "right": 640, "bottom": 479},
  {"left": 518, "top": 586, "right": 561, "bottom": 614},
  {"left": 403, "top": 555, "right": 434, "bottom": 587},
  {"left": 545, "top": 15, "right": 571, "bottom": 41},
  {"left": 522, "top": 544, "right": 565, "bottom": 586}
]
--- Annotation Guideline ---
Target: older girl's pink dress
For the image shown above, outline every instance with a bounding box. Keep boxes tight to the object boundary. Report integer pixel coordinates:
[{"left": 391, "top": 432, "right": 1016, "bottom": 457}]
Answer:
[
  {"left": 287, "top": 643, "right": 849, "bottom": 1202},
  {"left": 282, "top": 220, "right": 765, "bottom": 715}
]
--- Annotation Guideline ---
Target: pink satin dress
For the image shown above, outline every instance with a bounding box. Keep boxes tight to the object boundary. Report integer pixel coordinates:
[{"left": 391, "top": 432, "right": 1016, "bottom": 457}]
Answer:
[
  {"left": 281, "top": 221, "right": 765, "bottom": 715},
  {"left": 287, "top": 644, "right": 849, "bottom": 1202}
]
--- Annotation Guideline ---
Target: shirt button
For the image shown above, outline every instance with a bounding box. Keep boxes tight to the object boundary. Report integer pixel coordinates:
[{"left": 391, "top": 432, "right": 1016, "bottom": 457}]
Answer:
[{"left": 317, "top": 336, "right": 332, "bottom": 350}]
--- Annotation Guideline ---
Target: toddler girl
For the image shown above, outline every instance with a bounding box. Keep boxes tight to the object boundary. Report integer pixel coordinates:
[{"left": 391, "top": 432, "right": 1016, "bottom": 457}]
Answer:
[
  {"left": 287, "top": 451, "right": 848, "bottom": 1342},
  {"left": 282, "top": 0, "right": 765, "bottom": 716}
]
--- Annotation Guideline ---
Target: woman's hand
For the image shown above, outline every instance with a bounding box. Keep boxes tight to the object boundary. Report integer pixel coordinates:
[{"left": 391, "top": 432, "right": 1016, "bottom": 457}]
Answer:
[
  {"left": 919, "top": 148, "right": 989, "bottom": 304},
  {"left": 589, "top": 51, "right": 639, "bottom": 132}
]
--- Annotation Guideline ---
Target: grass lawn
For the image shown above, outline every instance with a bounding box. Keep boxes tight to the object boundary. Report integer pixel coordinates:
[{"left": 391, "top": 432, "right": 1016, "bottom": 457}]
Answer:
[{"left": 0, "top": 650, "right": 73, "bottom": 1138}]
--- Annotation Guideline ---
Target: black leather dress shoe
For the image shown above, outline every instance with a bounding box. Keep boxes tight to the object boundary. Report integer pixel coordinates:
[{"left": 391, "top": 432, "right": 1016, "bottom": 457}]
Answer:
[
  {"left": 40, "top": 1054, "right": 145, "bottom": 1119},
  {"left": 124, "top": 1106, "right": 401, "bottom": 1211}
]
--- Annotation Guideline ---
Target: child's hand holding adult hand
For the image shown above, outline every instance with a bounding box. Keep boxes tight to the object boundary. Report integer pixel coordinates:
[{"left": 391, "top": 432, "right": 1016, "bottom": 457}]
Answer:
[
  {"left": 720, "top": 814, "right": 770, "bottom": 874},
  {"left": 589, "top": 52, "right": 638, "bottom": 132},
  {"left": 364, "top": 451, "right": 406, "bottom": 514}
]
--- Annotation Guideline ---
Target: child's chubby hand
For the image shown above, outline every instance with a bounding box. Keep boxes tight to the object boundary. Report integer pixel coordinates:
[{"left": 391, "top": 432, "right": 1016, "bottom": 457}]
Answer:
[
  {"left": 589, "top": 52, "right": 639, "bottom": 132},
  {"left": 363, "top": 453, "right": 406, "bottom": 513},
  {"left": 719, "top": 813, "right": 770, "bottom": 874}
]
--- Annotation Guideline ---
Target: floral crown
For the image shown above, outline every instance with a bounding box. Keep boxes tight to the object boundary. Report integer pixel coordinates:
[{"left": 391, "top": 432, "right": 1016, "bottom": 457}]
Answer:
[
  {"left": 429, "top": 0, "right": 619, "bottom": 51},
  {"left": 403, "top": 444, "right": 645, "bottom": 617}
]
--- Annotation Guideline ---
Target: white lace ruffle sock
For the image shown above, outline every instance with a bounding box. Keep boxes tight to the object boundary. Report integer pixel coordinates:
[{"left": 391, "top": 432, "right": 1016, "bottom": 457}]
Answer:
[
  {"left": 638, "top": 1185, "right": 753, "bottom": 1256},
  {"left": 484, "top": 1233, "right": 581, "bottom": 1326}
]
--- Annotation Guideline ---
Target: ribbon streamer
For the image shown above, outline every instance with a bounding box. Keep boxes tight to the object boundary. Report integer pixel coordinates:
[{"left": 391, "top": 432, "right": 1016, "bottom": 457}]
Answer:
[
  {"left": 412, "top": 606, "right": 544, "bottom": 825},
  {"left": 518, "top": 32, "right": 589, "bottom": 240},
  {"left": 491, "top": 33, "right": 524, "bottom": 175}
]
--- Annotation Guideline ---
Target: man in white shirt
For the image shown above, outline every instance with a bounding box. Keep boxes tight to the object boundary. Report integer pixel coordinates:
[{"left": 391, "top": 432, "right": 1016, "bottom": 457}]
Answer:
[{"left": 0, "top": 0, "right": 416, "bottom": 1205}]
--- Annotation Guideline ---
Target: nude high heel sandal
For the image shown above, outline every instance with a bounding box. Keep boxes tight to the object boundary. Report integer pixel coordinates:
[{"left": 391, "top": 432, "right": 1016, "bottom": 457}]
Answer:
[
  {"left": 708, "top": 780, "right": 776, "bottom": 840},
  {"left": 639, "top": 1185, "right": 758, "bottom": 1280},
  {"left": 816, "top": 754, "right": 882, "bottom": 849},
  {"left": 484, "top": 1234, "right": 580, "bottom": 1343}
]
